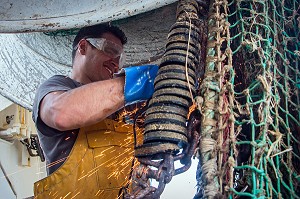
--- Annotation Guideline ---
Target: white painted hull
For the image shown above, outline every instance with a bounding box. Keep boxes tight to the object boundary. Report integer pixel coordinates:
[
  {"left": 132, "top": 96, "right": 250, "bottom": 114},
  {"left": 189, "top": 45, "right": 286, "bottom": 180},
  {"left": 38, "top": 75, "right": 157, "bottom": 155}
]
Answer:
[{"left": 0, "top": 0, "right": 176, "bottom": 33}]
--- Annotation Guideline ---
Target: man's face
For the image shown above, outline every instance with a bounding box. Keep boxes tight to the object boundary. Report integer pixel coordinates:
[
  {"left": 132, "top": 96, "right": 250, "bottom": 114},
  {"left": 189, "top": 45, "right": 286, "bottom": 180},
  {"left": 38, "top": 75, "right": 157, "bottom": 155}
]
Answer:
[{"left": 83, "top": 32, "right": 123, "bottom": 82}]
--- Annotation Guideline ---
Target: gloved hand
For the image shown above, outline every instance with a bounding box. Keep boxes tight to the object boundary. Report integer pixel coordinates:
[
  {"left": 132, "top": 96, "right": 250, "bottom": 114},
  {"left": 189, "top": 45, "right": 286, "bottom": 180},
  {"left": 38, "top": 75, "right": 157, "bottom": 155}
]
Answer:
[{"left": 116, "top": 64, "right": 159, "bottom": 106}]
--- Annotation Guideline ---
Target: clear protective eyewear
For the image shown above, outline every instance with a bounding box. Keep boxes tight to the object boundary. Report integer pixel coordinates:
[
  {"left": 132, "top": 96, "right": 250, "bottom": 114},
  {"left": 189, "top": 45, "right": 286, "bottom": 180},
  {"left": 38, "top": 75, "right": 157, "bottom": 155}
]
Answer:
[{"left": 86, "top": 38, "right": 125, "bottom": 69}]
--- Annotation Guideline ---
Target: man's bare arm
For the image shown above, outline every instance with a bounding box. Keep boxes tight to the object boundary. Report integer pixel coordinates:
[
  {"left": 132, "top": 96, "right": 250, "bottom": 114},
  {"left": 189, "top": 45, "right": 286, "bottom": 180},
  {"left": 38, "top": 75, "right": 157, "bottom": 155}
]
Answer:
[{"left": 39, "top": 77, "right": 125, "bottom": 131}]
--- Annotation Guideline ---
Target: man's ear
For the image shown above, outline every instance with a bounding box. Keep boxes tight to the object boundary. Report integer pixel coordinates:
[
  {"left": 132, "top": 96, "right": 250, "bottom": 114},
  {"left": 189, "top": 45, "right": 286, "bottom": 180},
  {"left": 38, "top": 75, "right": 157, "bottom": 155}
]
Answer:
[{"left": 78, "top": 39, "right": 88, "bottom": 55}]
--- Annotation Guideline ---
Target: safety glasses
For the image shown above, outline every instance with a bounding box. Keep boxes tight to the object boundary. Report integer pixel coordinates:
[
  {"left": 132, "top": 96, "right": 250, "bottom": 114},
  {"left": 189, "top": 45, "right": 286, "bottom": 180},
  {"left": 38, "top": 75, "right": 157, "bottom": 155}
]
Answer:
[{"left": 85, "top": 38, "right": 125, "bottom": 69}]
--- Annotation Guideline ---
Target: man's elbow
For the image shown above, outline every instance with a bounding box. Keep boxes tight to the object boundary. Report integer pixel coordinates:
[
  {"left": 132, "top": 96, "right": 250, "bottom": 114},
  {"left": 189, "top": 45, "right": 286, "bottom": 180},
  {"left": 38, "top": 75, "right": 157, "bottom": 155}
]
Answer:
[{"left": 48, "top": 111, "right": 73, "bottom": 131}]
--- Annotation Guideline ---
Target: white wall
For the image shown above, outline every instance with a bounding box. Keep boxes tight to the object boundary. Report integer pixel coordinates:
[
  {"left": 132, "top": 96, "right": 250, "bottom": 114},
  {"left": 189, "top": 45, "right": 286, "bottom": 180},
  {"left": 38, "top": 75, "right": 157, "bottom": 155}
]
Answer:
[
  {"left": 0, "top": 95, "right": 46, "bottom": 199},
  {"left": 0, "top": 95, "right": 13, "bottom": 111},
  {"left": 0, "top": 139, "right": 46, "bottom": 199}
]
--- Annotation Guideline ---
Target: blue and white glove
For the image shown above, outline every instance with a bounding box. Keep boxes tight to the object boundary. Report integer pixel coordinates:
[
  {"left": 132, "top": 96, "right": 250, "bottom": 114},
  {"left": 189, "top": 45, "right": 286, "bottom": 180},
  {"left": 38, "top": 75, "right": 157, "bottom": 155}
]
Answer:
[{"left": 116, "top": 64, "right": 159, "bottom": 106}]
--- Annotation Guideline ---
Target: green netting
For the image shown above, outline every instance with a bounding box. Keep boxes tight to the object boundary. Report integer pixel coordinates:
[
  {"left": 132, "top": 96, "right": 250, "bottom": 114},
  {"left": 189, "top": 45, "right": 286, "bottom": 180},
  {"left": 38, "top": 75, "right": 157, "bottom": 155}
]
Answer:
[
  {"left": 197, "top": 0, "right": 299, "bottom": 198},
  {"left": 43, "top": 29, "right": 79, "bottom": 36}
]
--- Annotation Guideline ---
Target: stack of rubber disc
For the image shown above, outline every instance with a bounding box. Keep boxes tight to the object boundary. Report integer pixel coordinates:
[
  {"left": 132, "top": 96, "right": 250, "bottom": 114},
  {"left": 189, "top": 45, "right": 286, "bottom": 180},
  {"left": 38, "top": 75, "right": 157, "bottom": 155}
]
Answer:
[{"left": 135, "top": 0, "right": 200, "bottom": 158}]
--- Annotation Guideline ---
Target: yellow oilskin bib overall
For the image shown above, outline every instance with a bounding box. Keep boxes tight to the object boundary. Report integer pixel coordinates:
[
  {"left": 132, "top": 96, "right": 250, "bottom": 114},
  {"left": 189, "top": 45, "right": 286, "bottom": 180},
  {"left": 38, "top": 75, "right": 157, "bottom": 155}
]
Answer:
[{"left": 34, "top": 119, "right": 142, "bottom": 199}]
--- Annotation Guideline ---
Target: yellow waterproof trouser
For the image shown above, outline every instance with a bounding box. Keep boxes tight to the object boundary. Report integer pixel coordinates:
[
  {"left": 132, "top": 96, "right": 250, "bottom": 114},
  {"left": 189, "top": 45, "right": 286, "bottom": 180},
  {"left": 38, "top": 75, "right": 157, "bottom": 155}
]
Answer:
[{"left": 34, "top": 119, "right": 141, "bottom": 199}]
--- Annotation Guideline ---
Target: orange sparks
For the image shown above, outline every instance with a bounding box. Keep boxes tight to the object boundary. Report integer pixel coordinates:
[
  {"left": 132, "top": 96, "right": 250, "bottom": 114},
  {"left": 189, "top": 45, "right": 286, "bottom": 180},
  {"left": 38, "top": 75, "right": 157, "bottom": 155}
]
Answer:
[{"left": 187, "top": 102, "right": 197, "bottom": 119}]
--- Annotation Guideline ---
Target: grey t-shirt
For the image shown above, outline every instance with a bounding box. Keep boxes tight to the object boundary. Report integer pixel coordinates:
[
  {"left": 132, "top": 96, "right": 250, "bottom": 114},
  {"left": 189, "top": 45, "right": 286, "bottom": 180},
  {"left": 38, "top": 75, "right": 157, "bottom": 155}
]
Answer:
[{"left": 32, "top": 75, "right": 82, "bottom": 175}]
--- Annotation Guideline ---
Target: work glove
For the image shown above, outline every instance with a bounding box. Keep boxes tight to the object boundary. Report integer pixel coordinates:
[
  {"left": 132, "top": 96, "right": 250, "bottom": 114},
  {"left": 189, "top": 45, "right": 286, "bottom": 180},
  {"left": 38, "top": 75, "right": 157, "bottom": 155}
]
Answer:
[{"left": 116, "top": 64, "right": 159, "bottom": 106}]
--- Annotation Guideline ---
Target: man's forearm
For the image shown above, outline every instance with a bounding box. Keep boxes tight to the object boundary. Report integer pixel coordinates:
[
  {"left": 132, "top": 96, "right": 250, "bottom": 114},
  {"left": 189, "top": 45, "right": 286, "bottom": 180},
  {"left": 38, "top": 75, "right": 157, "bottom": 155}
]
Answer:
[{"left": 40, "top": 77, "right": 125, "bottom": 131}]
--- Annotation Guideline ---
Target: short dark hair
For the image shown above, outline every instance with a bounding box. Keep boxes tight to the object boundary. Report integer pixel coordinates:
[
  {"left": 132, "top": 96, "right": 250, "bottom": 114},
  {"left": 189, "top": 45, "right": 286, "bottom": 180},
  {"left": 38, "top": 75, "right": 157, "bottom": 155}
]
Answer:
[{"left": 72, "top": 23, "right": 127, "bottom": 61}]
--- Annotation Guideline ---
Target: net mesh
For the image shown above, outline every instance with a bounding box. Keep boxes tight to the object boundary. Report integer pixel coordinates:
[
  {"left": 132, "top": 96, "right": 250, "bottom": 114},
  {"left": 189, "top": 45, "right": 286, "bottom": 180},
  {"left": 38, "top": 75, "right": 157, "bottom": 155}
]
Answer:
[{"left": 196, "top": 0, "right": 300, "bottom": 198}]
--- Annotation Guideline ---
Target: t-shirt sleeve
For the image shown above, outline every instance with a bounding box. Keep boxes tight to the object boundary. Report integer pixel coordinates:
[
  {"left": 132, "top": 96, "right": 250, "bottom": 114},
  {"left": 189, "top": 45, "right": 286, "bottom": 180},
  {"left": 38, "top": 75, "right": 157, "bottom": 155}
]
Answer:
[{"left": 32, "top": 75, "right": 80, "bottom": 136}]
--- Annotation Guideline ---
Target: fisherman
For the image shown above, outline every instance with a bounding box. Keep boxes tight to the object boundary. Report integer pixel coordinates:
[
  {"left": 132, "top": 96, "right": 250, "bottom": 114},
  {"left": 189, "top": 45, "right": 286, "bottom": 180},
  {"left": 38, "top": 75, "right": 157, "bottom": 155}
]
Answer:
[{"left": 32, "top": 23, "right": 158, "bottom": 198}]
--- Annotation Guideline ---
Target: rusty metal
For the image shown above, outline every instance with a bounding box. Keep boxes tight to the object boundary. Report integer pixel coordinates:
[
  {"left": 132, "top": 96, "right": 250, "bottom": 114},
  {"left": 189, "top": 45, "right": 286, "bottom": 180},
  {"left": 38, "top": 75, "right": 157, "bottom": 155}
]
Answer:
[{"left": 128, "top": 112, "right": 201, "bottom": 198}]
